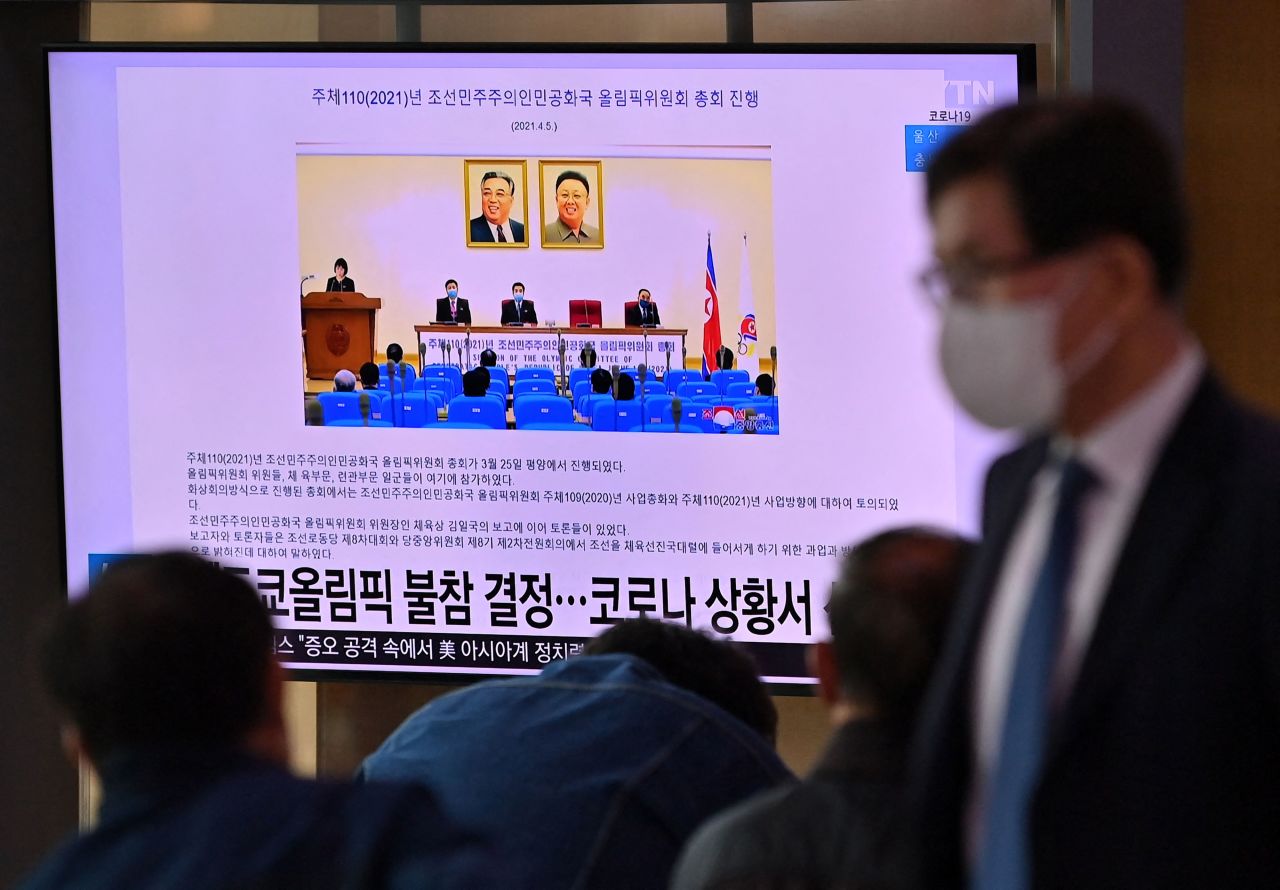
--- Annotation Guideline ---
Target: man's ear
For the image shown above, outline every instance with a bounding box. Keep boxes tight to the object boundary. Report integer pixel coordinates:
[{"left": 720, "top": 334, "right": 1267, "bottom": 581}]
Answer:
[
  {"left": 1094, "top": 234, "right": 1160, "bottom": 324},
  {"left": 807, "top": 641, "right": 843, "bottom": 707}
]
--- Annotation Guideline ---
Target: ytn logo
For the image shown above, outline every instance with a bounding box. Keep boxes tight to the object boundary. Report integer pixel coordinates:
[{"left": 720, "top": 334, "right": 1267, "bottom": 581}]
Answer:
[{"left": 945, "top": 80, "right": 996, "bottom": 107}]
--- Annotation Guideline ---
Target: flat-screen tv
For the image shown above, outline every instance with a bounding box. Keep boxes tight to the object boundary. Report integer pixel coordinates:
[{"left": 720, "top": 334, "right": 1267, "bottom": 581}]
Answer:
[{"left": 47, "top": 44, "right": 1033, "bottom": 683}]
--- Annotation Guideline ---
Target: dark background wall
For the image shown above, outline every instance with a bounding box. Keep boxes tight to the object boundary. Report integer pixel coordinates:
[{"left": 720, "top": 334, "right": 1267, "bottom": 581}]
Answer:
[{"left": 0, "top": 3, "right": 83, "bottom": 885}]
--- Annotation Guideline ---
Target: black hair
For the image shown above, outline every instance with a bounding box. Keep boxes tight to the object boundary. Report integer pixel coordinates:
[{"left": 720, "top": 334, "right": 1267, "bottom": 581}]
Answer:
[
  {"left": 580, "top": 345, "right": 598, "bottom": 368},
  {"left": 926, "top": 96, "right": 1188, "bottom": 298},
  {"left": 359, "top": 362, "right": 381, "bottom": 388},
  {"left": 386, "top": 343, "right": 404, "bottom": 364},
  {"left": 715, "top": 346, "right": 734, "bottom": 371},
  {"left": 42, "top": 552, "right": 274, "bottom": 762},
  {"left": 590, "top": 368, "right": 612, "bottom": 394},
  {"left": 445, "top": 279, "right": 459, "bottom": 291},
  {"left": 333, "top": 257, "right": 347, "bottom": 274},
  {"left": 584, "top": 619, "right": 777, "bottom": 743},
  {"left": 480, "top": 170, "right": 515, "bottom": 196},
  {"left": 638, "top": 288, "right": 651, "bottom": 299},
  {"left": 555, "top": 169, "right": 590, "bottom": 195},
  {"left": 462, "top": 368, "right": 488, "bottom": 397},
  {"left": 512, "top": 282, "right": 525, "bottom": 293},
  {"left": 828, "top": 528, "right": 974, "bottom": 732},
  {"left": 479, "top": 349, "right": 498, "bottom": 367},
  {"left": 754, "top": 373, "right": 775, "bottom": 397},
  {"left": 617, "top": 375, "right": 635, "bottom": 401}
]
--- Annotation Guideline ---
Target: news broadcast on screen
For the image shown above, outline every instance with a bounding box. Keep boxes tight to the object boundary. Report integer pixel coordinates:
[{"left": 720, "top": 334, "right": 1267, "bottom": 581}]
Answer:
[{"left": 47, "top": 46, "right": 1032, "bottom": 682}]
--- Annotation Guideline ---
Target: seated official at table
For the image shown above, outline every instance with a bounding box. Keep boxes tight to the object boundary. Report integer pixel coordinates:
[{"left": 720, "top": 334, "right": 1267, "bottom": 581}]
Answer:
[
  {"left": 625, "top": 288, "right": 662, "bottom": 327},
  {"left": 435, "top": 279, "right": 472, "bottom": 324},
  {"left": 500, "top": 281, "right": 538, "bottom": 326},
  {"left": 326, "top": 257, "right": 355, "bottom": 292}
]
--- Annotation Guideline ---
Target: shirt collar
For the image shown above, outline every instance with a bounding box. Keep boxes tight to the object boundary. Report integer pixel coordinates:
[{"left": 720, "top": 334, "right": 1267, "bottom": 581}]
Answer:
[{"left": 1054, "top": 340, "right": 1205, "bottom": 492}]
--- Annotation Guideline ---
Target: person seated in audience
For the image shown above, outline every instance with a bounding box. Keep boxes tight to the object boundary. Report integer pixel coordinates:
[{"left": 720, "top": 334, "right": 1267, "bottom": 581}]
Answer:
[
  {"left": 359, "top": 362, "right": 381, "bottom": 391},
  {"left": 462, "top": 367, "right": 489, "bottom": 398},
  {"left": 579, "top": 367, "right": 614, "bottom": 415},
  {"left": 755, "top": 374, "right": 775, "bottom": 398},
  {"left": 333, "top": 369, "right": 356, "bottom": 392},
  {"left": 670, "top": 528, "right": 973, "bottom": 890},
  {"left": 21, "top": 553, "right": 490, "bottom": 890},
  {"left": 358, "top": 619, "right": 792, "bottom": 890},
  {"left": 479, "top": 348, "right": 498, "bottom": 367},
  {"left": 385, "top": 343, "right": 404, "bottom": 367},
  {"left": 617, "top": 375, "right": 635, "bottom": 401}
]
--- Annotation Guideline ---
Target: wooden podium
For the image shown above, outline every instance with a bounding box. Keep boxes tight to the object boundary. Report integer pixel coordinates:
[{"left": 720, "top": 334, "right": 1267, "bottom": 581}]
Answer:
[{"left": 302, "top": 292, "right": 381, "bottom": 380}]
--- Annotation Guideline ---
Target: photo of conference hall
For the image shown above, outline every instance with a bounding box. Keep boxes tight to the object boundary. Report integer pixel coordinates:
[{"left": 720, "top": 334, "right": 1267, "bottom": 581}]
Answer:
[{"left": 302, "top": 331, "right": 780, "bottom": 434}]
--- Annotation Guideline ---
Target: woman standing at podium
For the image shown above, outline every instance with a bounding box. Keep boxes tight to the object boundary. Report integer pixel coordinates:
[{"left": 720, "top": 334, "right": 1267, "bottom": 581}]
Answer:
[{"left": 326, "top": 257, "right": 355, "bottom": 292}]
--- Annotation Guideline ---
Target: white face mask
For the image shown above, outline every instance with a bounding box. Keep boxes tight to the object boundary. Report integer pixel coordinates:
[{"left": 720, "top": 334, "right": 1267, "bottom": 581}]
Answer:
[{"left": 938, "top": 273, "right": 1116, "bottom": 432}]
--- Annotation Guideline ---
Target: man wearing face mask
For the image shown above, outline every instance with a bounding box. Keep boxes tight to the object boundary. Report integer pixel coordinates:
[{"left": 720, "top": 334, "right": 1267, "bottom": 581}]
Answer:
[
  {"left": 500, "top": 281, "right": 538, "bottom": 326},
  {"left": 435, "top": 279, "right": 472, "bottom": 325},
  {"left": 910, "top": 97, "right": 1280, "bottom": 890}
]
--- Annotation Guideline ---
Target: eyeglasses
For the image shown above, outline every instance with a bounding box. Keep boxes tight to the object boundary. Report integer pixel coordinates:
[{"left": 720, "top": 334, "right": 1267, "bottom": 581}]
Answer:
[{"left": 918, "top": 253, "right": 1053, "bottom": 307}]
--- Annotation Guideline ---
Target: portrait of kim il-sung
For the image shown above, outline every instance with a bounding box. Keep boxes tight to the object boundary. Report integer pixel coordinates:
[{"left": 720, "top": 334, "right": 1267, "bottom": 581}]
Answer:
[
  {"left": 540, "top": 160, "right": 604, "bottom": 249},
  {"left": 464, "top": 160, "right": 530, "bottom": 248}
]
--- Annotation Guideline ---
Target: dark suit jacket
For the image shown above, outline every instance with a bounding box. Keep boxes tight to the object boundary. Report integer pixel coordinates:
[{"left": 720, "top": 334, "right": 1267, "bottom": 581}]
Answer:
[
  {"left": 626, "top": 301, "right": 662, "bottom": 327},
  {"left": 500, "top": 299, "right": 537, "bottom": 325},
  {"left": 909, "top": 371, "right": 1280, "bottom": 889},
  {"left": 672, "top": 721, "right": 917, "bottom": 890},
  {"left": 469, "top": 216, "right": 526, "bottom": 244},
  {"left": 326, "top": 276, "right": 355, "bottom": 292},
  {"left": 435, "top": 297, "right": 472, "bottom": 325}
]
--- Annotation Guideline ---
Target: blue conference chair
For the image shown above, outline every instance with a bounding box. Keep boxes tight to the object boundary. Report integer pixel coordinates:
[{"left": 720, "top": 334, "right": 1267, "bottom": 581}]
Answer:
[
  {"left": 513, "top": 379, "right": 558, "bottom": 401},
  {"left": 514, "top": 395, "right": 573, "bottom": 428},
  {"left": 380, "top": 361, "right": 417, "bottom": 387},
  {"left": 677, "top": 381, "right": 718, "bottom": 400},
  {"left": 421, "top": 364, "right": 463, "bottom": 401},
  {"left": 446, "top": 395, "right": 506, "bottom": 429},
  {"left": 316, "top": 392, "right": 362, "bottom": 424},
  {"left": 710, "top": 369, "right": 750, "bottom": 394},
  {"left": 515, "top": 367, "right": 555, "bottom": 384},
  {"left": 725, "top": 381, "right": 756, "bottom": 399},
  {"left": 578, "top": 393, "right": 614, "bottom": 423},
  {"left": 522, "top": 422, "right": 591, "bottom": 432},
  {"left": 591, "top": 400, "right": 643, "bottom": 431},
  {"left": 573, "top": 380, "right": 593, "bottom": 405},
  {"left": 672, "top": 401, "right": 715, "bottom": 433},
  {"left": 396, "top": 392, "right": 439, "bottom": 427},
  {"left": 636, "top": 394, "right": 673, "bottom": 427},
  {"left": 665, "top": 370, "right": 699, "bottom": 394},
  {"left": 568, "top": 367, "right": 593, "bottom": 395},
  {"left": 641, "top": 380, "right": 665, "bottom": 396}
]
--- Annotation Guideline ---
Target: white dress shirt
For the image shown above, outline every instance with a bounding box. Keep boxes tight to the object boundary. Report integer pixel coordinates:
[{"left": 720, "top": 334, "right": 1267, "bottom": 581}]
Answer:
[
  {"left": 487, "top": 220, "right": 514, "bottom": 242},
  {"left": 966, "top": 342, "right": 1205, "bottom": 857}
]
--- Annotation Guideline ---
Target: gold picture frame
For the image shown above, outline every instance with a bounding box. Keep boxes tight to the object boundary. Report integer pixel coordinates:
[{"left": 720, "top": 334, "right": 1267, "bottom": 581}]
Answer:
[
  {"left": 464, "top": 160, "right": 531, "bottom": 248},
  {"left": 539, "top": 160, "right": 605, "bottom": 249}
]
